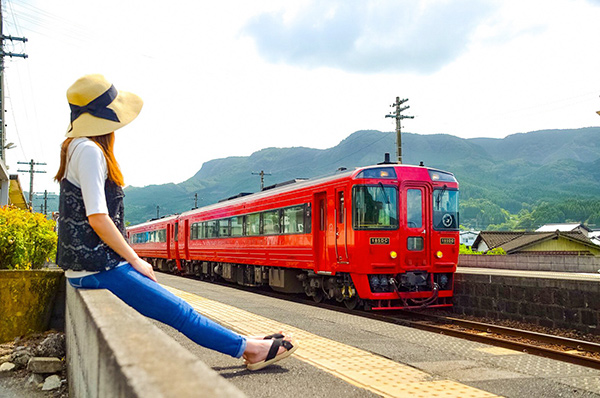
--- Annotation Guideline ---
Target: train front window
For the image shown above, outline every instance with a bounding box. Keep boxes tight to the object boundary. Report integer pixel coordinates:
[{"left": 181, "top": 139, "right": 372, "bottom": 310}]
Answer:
[
  {"left": 352, "top": 185, "right": 398, "bottom": 230},
  {"left": 433, "top": 188, "right": 459, "bottom": 230}
]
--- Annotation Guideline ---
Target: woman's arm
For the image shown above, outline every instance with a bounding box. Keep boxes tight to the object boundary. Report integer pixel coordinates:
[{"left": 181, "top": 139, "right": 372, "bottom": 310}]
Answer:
[{"left": 88, "top": 213, "right": 157, "bottom": 282}]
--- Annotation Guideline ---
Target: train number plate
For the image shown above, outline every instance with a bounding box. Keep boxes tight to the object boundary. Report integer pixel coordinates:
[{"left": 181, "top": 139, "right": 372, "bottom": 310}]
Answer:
[
  {"left": 440, "top": 238, "right": 455, "bottom": 245},
  {"left": 370, "top": 237, "right": 390, "bottom": 245}
]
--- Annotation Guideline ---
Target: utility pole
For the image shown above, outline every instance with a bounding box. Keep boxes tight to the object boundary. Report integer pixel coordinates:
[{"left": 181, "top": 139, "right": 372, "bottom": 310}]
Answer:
[
  {"left": 192, "top": 193, "right": 203, "bottom": 210},
  {"left": 34, "top": 190, "right": 56, "bottom": 215},
  {"left": 17, "top": 159, "right": 46, "bottom": 209},
  {"left": 385, "top": 96, "right": 414, "bottom": 164},
  {"left": 0, "top": 1, "right": 27, "bottom": 207},
  {"left": 0, "top": 5, "right": 28, "bottom": 162},
  {"left": 252, "top": 170, "right": 271, "bottom": 191}
]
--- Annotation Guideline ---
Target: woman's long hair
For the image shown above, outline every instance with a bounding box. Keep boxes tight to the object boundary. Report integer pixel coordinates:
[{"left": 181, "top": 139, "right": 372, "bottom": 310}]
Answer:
[{"left": 54, "top": 132, "right": 125, "bottom": 187}]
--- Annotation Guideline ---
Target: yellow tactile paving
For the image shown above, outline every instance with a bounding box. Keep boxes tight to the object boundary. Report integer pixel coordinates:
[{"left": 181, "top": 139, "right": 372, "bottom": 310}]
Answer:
[
  {"left": 164, "top": 285, "right": 501, "bottom": 398},
  {"left": 476, "top": 347, "right": 525, "bottom": 356}
]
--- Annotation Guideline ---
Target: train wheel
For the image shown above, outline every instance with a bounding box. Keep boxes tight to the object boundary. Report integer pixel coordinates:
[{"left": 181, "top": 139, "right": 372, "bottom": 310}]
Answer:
[
  {"left": 312, "top": 290, "right": 324, "bottom": 303},
  {"left": 344, "top": 296, "right": 359, "bottom": 310}
]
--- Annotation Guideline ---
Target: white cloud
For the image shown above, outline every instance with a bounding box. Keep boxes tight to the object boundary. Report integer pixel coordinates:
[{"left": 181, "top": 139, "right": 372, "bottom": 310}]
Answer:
[
  {"left": 0, "top": 0, "right": 598, "bottom": 196},
  {"left": 243, "top": 0, "right": 497, "bottom": 73}
]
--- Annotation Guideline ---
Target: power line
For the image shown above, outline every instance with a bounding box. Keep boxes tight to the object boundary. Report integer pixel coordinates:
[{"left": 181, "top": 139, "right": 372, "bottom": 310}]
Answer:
[{"left": 0, "top": 2, "right": 27, "bottom": 163}]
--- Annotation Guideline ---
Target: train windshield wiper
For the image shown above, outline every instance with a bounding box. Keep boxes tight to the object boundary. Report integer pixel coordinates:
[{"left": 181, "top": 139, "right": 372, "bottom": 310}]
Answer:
[
  {"left": 436, "top": 184, "right": 447, "bottom": 209},
  {"left": 378, "top": 182, "right": 390, "bottom": 204}
]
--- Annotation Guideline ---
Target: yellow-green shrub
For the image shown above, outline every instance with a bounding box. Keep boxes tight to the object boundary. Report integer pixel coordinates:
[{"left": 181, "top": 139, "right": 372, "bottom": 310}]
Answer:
[{"left": 0, "top": 206, "right": 57, "bottom": 270}]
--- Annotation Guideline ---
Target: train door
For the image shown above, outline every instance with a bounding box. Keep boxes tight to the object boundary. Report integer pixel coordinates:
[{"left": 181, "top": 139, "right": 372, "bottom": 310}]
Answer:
[
  {"left": 172, "top": 220, "right": 182, "bottom": 271},
  {"left": 167, "top": 224, "right": 172, "bottom": 259},
  {"left": 183, "top": 219, "right": 190, "bottom": 260},
  {"left": 335, "top": 188, "right": 349, "bottom": 264},
  {"left": 313, "top": 192, "right": 327, "bottom": 272},
  {"left": 402, "top": 184, "right": 432, "bottom": 268}
]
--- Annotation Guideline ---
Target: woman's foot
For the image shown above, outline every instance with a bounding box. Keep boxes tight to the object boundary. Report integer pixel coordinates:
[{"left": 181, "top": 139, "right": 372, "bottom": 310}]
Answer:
[{"left": 243, "top": 336, "right": 297, "bottom": 371}]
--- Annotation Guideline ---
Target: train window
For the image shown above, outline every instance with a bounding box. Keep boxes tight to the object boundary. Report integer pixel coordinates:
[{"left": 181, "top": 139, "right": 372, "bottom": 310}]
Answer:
[
  {"left": 191, "top": 222, "right": 203, "bottom": 240},
  {"left": 219, "top": 219, "right": 231, "bottom": 237},
  {"left": 428, "top": 169, "right": 457, "bottom": 183},
  {"left": 406, "top": 189, "right": 423, "bottom": 229},
  {"left": 283, "top": 206, "right": 305, "bottom": 234},
  {"left": 338, "top": 192, "right": 345, "bottom": 223},
  {"left": 433, "top": 188, "right": 459, "bottom": 231},
  {"left": 174, "top": 223, "right": 179, "bottom": 242},
  {"left": 245, "top": 213, "right": 260, "bottom": 236},
  {"left": 355, "top": 167, "right": 397, "bottom": 179},
  {"left": 205, "top": 220, "right": 218, "bottom": 238},
  {"left": 231, "top": 216, "right": 243, "bottom": 237},
  {"left": 407, "top": 237, "right": 424, "bottom": 251},
  {"left": 159, "top": 228, "right": 166, "bottom": 242},
  {"left": 352, "top": 185, "right": 399, "bottom": 230},
  {"left": 263, "top": 210, "right": 281, "bottom": 235}
]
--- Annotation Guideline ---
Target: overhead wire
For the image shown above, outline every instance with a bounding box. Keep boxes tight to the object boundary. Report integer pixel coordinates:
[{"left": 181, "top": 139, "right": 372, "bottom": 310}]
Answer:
[{"left": 3, "top": 82, "right": 27, "bottom": 160}]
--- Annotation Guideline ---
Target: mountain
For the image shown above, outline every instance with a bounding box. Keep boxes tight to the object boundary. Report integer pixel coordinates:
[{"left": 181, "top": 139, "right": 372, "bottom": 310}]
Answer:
[{"left": 122, "top": 127, "right": 600, "bottom": 227}]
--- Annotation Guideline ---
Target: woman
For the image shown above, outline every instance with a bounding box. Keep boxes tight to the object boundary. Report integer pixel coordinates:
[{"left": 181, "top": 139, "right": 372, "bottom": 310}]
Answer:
[{"left": 55, "top": 74, "right": 296, "bottom": 371}]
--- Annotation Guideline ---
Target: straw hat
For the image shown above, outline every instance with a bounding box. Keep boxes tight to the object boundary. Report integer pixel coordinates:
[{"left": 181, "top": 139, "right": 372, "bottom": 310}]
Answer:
[{"left": 66, "top": 74, "right": 143, "bottom": 137}]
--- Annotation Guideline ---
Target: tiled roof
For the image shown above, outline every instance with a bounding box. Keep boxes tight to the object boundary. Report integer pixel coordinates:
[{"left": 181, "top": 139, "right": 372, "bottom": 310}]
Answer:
[
  {"left": 536, "top": 223, "right": 592, "bottom": 233},
  {"left": 475, "top": 230, "right": 598, "bottom": 254},
  {"left": 474, "top": 231, "right": 522, "bottom": 249}
]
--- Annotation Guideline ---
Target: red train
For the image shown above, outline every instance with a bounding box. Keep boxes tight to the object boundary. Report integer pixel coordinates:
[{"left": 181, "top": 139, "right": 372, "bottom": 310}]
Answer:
[{"left": 127, "top": 158, "right": 459, "bottom": 310}]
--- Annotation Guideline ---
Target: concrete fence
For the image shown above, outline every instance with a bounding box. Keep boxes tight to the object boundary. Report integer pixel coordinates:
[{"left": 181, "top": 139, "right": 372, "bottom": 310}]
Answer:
[
  {"left": 459, "top": 254, "right": 600, "bottom": 273},
  {"left": 454, "top": 269, "right": 600, "bottom": 335},
  {"left": 65, "top": 283, "right": 246, "bottom": 398}
]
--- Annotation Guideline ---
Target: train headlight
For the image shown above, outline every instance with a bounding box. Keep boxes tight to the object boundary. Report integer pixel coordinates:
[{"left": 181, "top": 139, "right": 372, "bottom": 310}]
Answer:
[
  {"left": 390, "top": 251, "right": 398, "bottom": 259},
  {"left": 436, "top": 251, "right": 443, "bottom": 259}
]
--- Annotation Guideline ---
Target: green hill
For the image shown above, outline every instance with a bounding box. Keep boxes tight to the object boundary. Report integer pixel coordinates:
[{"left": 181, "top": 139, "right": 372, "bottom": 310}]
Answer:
[{"left": 122, "top": 127, "right": 600, "bottom": 228}]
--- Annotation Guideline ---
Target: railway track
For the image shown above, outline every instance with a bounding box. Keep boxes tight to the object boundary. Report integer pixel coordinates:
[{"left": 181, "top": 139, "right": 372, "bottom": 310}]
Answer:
[
  {"left": 191, "top": 276, "right": 600, "bottom": 370},
  {"left": 380, "top": 310, "right": 600, "bottom": 370}
]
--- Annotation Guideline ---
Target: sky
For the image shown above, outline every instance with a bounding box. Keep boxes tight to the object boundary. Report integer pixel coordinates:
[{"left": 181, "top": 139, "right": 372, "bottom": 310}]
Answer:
[{"left": 1, "top": 0, "right": 599, "bottom": 195}]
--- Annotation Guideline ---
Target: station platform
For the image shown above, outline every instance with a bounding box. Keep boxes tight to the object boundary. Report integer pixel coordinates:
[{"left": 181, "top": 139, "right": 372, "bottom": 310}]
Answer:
[{"left": 154, "top": 272, "right": 600, "bottom": 398}]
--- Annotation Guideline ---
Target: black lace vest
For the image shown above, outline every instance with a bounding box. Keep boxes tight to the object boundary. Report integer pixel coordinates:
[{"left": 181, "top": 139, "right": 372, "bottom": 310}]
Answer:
[{"left": 56, "top": 178, "right": 126, "bottom": 271}]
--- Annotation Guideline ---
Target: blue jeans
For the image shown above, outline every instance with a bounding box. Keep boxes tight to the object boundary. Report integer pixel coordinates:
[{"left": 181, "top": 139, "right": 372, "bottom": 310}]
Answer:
[{"left": 68, "top": 264, "right": 247, "bottom": 358}]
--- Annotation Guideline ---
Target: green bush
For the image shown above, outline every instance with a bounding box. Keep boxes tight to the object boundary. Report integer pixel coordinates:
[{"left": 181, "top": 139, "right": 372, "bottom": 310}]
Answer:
[
  {"left": 0, "top": 206, "right": 57, "bottom": 270},
  {"left": 459, "top": 244, "right": 506, "bottom": 255}
]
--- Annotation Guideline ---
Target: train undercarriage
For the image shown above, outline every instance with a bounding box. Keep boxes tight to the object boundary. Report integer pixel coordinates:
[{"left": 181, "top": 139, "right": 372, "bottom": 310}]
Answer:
[
  {"left": 146, "top": 257, "right": 451, "bottom": 310},
  {"left": 147, "top": 257, "right": 364, "bottom": 309}
]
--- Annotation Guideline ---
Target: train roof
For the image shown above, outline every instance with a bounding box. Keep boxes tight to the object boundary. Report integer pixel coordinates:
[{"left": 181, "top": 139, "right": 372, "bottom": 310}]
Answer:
[
  {"left": 127, "top": 163, "right": 456, "bottom": 229},
  {"left": 127, "top": 213, "right": 179, "bottom": 230},
  {"left": 178, "top": 163, "right": 453, "bottom": 217}
]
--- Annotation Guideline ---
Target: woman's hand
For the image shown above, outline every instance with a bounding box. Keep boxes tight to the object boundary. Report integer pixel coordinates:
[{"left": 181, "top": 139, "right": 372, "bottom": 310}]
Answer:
[
  {"left": 130, "top": 257, "right": 157, "bottom": 282},
  {"left": 88, "top": 213, "right": 158, "bottom": 282}
]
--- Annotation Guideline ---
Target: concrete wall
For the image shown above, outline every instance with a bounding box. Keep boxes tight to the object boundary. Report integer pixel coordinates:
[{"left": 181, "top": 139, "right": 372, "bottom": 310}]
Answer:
[
  {"left": 65, "top": 283, "right": 246, "bottom": 398},
  {"left": 454, "top": 270, "right": 600, "bottom": 335},
  {"left": 459, "top": 254, "right": 600, "bottom": 273}
]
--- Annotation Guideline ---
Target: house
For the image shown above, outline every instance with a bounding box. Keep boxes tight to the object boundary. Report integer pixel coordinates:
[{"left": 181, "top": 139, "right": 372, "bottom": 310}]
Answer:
[
  {"left": 590, "top": 230, "right": 600, "bottom": 246},
  {"left": 536, "top": 223, "right": 593, "bottom": 237},
  {"left": 460, "top": 230, "right": 479, "bottom": 247},
  {"left": 472, "top": 230, "right": 600, "bottom": 256}
]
